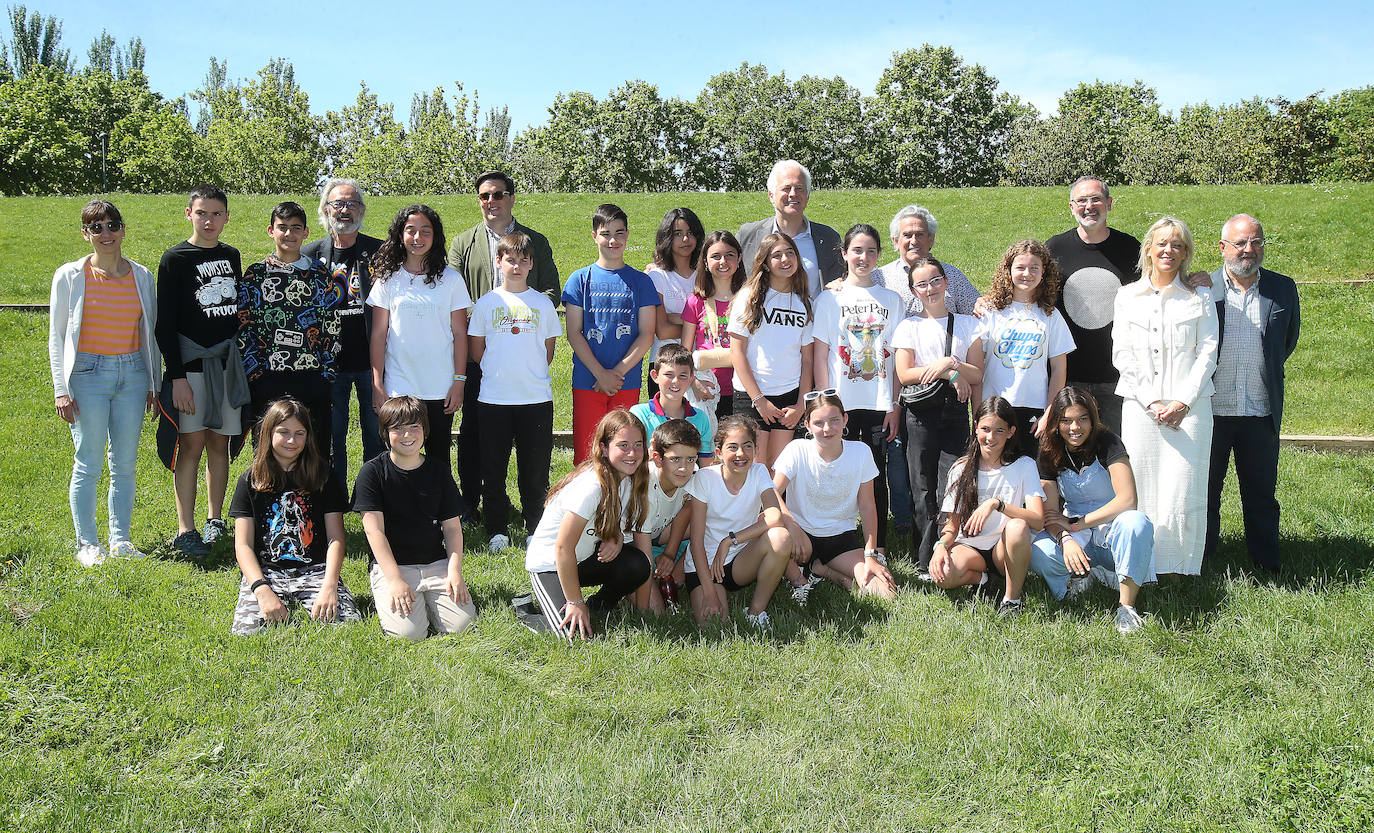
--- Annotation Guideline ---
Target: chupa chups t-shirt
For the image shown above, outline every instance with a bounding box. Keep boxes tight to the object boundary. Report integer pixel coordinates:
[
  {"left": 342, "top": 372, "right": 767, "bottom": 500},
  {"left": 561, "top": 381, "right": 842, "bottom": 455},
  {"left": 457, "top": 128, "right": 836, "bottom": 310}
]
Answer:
[
  {"left": 155, "top": 241, "right": 243, "bottom": 377},
  {"left": 1047, "top": 227, "right": 1141, "bottom": 385},
  {"left": 773, "top": 438, "right": 878, "bottom": 537},
  {"left": 812, "top": 282, "right": 904, "bottom": 412},
  {"left": 228, "top": 470, "right": 348, "bottom": 572},
  {"left": 351, "top": 452, "right": 466, "bottom": 566},
  {"left": 468, "top": 286, "right": 562, "bottom": 405},
  {"left": 562, "top": 263, "right": 659, "bottom": 391},
  {"left": 977, "top": 302, "right": 1076, "bottom": 409},
  {"left": 727, "top": 289, "right": 813, "bottom": 395}
]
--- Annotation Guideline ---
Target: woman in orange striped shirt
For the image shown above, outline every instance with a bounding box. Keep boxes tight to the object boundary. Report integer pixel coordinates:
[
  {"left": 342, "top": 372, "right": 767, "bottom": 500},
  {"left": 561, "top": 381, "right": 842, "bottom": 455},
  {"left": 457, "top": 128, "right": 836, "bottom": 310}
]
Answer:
[{"left": 48, "top": 200, "right": 160, "bottom": 566}]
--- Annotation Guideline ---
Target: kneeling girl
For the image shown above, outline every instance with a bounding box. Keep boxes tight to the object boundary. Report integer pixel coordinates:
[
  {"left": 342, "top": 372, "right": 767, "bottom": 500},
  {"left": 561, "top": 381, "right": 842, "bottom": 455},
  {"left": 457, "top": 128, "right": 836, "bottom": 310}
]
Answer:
[
  {"left": 352, "top": 395, "right": 476, "bottom": 641},
  {"left": 773, "top": 392, "right": 896, "bottom": 600},
  {"left": 525, "top": 410, "right": 651, "bottom": 641}
]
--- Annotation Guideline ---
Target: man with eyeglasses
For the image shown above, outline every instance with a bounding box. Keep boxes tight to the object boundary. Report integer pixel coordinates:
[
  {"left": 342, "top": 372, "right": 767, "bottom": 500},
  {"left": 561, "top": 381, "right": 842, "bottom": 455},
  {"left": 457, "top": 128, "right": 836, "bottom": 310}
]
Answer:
[
  {"left": 303, "top": 178, "right": 384, "bottom": 486},
  {"left": 1045, "top": 176, "right": 1141, "bottom": 434},
  {"left": 448, "top": 170, "right": 560, "bottom": 521},
  {"left": 738, "top": 159, "right": 844, "bottom": 299},
  {"left": 1204, "top": 214, "right": 1300, "bottom": 577}
]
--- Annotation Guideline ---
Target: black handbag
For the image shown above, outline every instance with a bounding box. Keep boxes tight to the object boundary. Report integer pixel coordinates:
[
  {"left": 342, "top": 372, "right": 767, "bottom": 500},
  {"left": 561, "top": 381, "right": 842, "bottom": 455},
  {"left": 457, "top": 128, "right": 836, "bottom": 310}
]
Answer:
[{"left": 899, "top": 314, "right": 956, "bottom": 411}]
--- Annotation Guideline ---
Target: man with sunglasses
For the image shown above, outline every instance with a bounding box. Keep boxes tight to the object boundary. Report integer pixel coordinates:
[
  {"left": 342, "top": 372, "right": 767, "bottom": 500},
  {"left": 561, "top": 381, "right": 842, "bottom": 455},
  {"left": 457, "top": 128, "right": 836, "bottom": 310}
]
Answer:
[
  {"left": 303, "top": 178, "right": 384, "bottom": 487},
  {"left": 1204, "top": 214, "right": 1300, "bottom": 576},
  {"left": 447, "top": 171, "right": 560, "bottom": 522}
]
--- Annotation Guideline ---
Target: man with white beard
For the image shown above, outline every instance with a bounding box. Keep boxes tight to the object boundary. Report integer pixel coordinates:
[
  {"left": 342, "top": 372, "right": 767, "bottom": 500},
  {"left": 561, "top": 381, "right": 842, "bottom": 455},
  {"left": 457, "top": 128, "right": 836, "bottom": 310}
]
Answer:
[{"left": 303, "top": 178, "right": 384, "bottom": 485}]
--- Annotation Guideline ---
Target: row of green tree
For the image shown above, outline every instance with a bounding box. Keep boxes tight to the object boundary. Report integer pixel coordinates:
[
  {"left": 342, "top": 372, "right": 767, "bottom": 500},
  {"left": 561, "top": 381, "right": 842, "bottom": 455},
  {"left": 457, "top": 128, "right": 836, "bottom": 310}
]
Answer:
[{"left": 1, "top": 5, "right": 1371, "bottom": 195}]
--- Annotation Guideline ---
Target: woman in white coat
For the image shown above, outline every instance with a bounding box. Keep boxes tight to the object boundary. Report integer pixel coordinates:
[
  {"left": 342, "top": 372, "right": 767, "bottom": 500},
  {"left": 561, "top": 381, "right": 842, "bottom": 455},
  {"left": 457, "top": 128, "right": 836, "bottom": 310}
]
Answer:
[
  {"left": 1110, "top": 217, "right": 1217, "bottom": 576},
  {"left": 49, "top": 200, "right": 160, "bottom": 566}
]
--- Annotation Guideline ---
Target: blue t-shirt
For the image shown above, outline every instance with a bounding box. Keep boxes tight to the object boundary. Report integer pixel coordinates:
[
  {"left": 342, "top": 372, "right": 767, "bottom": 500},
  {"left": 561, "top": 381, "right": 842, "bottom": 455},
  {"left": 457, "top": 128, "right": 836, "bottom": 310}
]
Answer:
[
  {"left": 630, "top": 395, "right": 713, "bottom": 459},
  {"left": 562, "top": 263, "right": 659, "bottom": 391}
]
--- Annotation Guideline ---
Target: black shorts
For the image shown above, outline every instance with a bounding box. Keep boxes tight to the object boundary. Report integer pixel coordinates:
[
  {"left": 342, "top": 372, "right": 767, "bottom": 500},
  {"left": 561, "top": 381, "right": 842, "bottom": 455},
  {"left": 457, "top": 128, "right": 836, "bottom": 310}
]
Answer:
[
  {"left": 684, "top": 560, "right": 744, "bottom": 593},
  {"left": 805, "top": 529, "right": 863, "bottom": 567},
  {"left": 732, "top": 387, "right": 801, "bottom": 429},
  {"left": 954, "top": 542, "right": 1001, "bottom": 576}
]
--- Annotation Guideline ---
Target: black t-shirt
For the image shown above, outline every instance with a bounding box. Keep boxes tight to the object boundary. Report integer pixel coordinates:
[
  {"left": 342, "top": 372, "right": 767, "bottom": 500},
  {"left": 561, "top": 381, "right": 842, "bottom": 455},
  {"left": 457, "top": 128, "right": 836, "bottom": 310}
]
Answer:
[
  {"left": 351, "top": 453, "right": 466, "bottom": 566},
  {"left": 155, "top": 241, "right": 243, "bottom": 377},
  {"left": 228, "top": 469, "right": 348, "bottom": 572},
  {"left": 316, "top": 244, "right": 370, "bottom": 373},
  {"left": 1046, "top": 227, "right": 1141, "bottom": 385},
  {"left": 1037, "top": 430, "right": 1129, "bottom": 480}
]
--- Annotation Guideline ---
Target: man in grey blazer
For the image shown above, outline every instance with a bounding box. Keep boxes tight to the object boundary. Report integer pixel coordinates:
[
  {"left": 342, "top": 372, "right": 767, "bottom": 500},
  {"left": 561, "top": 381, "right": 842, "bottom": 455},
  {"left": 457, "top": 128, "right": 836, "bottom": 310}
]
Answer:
[
  {"left": 737, "top": 159, "right": 844, "bottom": 298},
  {"left": 1204, "top": 214, "right": 1301, "bottom": 575}
]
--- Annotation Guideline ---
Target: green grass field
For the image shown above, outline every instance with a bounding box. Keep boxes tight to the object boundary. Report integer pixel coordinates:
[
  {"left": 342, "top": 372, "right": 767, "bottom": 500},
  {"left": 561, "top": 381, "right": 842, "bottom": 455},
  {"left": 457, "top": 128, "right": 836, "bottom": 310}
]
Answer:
[{"left": 5, "top": 185, "right": 1374, "bottom": 830}]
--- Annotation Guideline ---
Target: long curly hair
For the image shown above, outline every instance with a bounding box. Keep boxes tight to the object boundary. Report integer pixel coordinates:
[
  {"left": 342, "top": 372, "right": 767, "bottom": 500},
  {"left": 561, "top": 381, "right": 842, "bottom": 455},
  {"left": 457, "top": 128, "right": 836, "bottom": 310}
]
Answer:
[
  {"left": 371, "top": 204, "right": 448, "bottom": 286},
  {"left": 737, "top": 232, "right": 812, "bottom": 333},
  {"left": 950, "top": 396, "right": 1021, "bottom": 518},
  {"left": 546, "top": 410, "right": 649, "bottom": 542},
  {"left": 987, "top": 239, "right": 1060, "bottom": 314}
]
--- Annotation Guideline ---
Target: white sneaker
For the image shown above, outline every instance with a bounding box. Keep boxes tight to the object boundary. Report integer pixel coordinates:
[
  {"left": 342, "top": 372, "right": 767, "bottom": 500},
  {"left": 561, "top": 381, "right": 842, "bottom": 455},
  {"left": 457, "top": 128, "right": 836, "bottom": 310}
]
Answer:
[
  {"left": 201, "top": 518, "right": 228, "bottom": 545},
  {"left": 75, "top": 543, "right": 107, "bottom": 567},
  {"left": 109, "top": 541, "right": 148, "bottom": 559},
  {"left": 488, "top": 533, "right": 510, "bottom": 552},
  {"left": 745, "top": 607, "right": 772, "bottom": 631},
  {"left": 1114, "top": 604, "right": 1146, "bottom": 634},
  {"left": 789, "top": 579, "right": 812, "bottom": 605}
]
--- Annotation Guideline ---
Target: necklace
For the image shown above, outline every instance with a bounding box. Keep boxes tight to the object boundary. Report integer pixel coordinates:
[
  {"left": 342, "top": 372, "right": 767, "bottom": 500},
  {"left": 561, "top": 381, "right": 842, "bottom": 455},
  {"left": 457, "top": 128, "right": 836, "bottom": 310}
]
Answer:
[{"left": 1065, "top": 445, "right": 1087, "bottom": 471}]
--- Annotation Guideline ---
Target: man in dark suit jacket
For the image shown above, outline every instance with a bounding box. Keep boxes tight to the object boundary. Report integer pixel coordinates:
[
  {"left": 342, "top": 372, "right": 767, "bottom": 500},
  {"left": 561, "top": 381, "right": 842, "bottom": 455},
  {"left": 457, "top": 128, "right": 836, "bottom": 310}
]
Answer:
[
  {"left": 1204, "top": 214, "right": 1301, "bottom": 574},
  {"left": 447, "top": 170, "right": 561, "bottom": 518},
  {"left": 303, "top": 178, "right": 384, "bottom": 486},
  {"left": 737, "top": 160, "right": 844, "bottom": 298}
]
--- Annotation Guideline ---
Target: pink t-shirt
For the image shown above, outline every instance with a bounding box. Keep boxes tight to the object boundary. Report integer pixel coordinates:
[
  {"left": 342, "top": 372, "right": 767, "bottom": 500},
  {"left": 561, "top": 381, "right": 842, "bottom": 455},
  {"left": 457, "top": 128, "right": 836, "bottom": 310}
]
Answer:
[{"left": 682, "top": 294, "right": 734, "bottom": 396}]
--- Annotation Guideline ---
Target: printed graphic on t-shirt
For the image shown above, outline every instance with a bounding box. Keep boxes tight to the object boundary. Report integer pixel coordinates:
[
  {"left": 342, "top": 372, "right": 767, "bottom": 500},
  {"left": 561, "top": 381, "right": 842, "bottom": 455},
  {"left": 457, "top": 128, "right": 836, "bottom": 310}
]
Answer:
[
  {"left": 266, "top": 491, "right": 313, "bottom": 564},
  {"left": 488, "top": 302, "right": 542, "bottom": 334},
  {"left": 990, "top": 311, "right": 1050, "bottom": 370},
  {"left": 194, "top": 258, "right": 238, "bottom": 317},
  {"left": 762, "top": 306, "right": 809, "bottom": 328},
  {"left": 1062, "top": 267, "right": 1120, "bottom": 331},
  {"left": 836, "top": 301, "right": 893, "bottom": 382},
  {"left": 326, "top": 258, "right": 364, "bottom": 317}
]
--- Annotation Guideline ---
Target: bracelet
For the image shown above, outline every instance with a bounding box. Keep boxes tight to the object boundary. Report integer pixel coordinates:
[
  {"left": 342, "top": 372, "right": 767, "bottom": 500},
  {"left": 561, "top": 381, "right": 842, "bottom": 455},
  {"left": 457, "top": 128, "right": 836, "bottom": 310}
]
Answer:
[
  {"left": 564, "top": 599, "right": 587, "bottom": 608},
  {"left": 452, "top": 374, "right": 467, "bottom": 382},
  {"left": 1059, "top": 530, "right": 1074, "bottom": 543},
  {"left": 949, "top": 369, "right": 959, "bottom": 382},
  {"left": 865, "top": 549, "right": 886, "bottom": 566},
  {"left": 934, "top": 539, "right": 949, "bottom": 550},
  {"left": 728, "top": 530, "right": 739, "bottom": 545},
  {"left": 249, "top": 578, "right": 271, "bottom": 592},
  {"left": 750, "top": 394, "right": 766, "bottom": 407},
  {"left": 996, "top": 498, "right": 1005, "bottom": 513}
]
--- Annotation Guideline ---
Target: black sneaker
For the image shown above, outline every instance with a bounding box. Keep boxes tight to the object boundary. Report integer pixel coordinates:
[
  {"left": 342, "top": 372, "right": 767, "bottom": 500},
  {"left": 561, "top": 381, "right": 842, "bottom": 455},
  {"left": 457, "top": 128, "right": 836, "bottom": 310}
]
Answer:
[
  {"left": 997, "top": 598, "right": 1025, "bottom": 618},
  {"left": 976, "top": 573, "right": 1005, "bottom": 604},
  {"left": 172, "top": 529, "right": 210, "bottom": 559},
  {"left": 510, "top": 594, "right": 550, "bottom": 634}
]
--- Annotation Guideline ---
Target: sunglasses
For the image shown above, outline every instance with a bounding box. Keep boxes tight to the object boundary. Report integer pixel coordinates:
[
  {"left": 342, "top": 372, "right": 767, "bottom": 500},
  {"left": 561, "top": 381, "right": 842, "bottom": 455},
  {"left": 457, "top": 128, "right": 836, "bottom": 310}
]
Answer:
[
  {"left": 478, "top": 190, "right": 510, "bottom": 202},
  {"left": 83, "top": 221, "right": 123, "bottom": 234},
  {"left": 803, "top": 388, "right": 838, "bottom": 403}
]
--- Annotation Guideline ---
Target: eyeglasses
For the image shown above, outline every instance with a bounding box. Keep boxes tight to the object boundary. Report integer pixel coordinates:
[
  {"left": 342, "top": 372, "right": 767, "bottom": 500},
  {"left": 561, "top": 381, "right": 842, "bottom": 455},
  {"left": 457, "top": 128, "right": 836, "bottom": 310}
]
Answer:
[
  {"left": 803, "top": 388, "right": 838, "bottom": 403},
  {"left": 327, "top": 199, "right": 363, "bottom": 211},
  {"left": 478, "top": 190, "right": 510, "bottom": 202},
  {"left": 1071, "top": 196, "right": 1106, "bottom": 207},
  {"left": 83, "top": 221, "right": 123, "bottom": 234},
  {"left": 911, "top": 276, "right": 947, "bottom": 292},
  {"left": 1222, "top": 237, "right": 1265, "bottom": 249}
]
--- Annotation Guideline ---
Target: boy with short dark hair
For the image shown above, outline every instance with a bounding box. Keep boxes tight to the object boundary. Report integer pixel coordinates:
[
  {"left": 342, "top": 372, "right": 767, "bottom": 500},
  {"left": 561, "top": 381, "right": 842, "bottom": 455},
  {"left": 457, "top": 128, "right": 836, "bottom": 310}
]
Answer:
[
  {"left": 630, "top": 344, "right": 714, "bottom": 463},
  {"left": 562, "top": 203, "right": 658, "bottom": 464},
  {"left": 155, "top": 183, "right": 247, "bottom": 558},
  {"left": 467, "top": 231, "right": 562, "bottom": 551},
  {"left": 632, "top": 418, "right": 701, "bottom": 613},
  {"left": 237, "top": 201, "right": 343, "bottom": 459}
]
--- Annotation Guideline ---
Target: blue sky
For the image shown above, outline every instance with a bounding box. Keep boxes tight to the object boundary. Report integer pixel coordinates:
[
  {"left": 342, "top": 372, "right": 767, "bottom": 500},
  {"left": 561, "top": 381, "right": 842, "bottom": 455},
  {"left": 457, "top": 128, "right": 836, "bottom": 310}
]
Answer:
[{"left": 47, "top": 0, "right": 1374, "bottom": 132}]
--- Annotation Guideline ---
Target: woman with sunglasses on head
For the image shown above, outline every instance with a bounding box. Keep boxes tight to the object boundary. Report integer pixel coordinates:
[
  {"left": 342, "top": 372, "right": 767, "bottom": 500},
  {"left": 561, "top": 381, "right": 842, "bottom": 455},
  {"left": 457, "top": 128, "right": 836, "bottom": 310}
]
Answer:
[
  {"left": 892, "top": 257, "right": 984, "bottom": 578},
  {"left": 49, "top": 200, "right": 160, "bottom": 566}
]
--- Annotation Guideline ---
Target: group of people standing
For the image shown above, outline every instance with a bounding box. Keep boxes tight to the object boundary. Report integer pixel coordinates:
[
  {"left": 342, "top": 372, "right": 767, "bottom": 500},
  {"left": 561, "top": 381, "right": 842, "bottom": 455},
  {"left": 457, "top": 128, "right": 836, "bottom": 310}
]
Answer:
[{"left": 47, "top": 161, "right": 1300, "bottom": 640}]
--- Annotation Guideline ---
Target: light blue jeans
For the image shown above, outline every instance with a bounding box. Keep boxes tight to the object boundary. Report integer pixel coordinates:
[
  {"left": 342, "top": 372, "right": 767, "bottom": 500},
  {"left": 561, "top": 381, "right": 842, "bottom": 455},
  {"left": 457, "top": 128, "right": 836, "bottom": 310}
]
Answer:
[
  {"left": 1030, "top": 510, "right": 1156, "bottom": 600},
  {"left": 67, "top": 351, "right": 147, "bottom": 547}
]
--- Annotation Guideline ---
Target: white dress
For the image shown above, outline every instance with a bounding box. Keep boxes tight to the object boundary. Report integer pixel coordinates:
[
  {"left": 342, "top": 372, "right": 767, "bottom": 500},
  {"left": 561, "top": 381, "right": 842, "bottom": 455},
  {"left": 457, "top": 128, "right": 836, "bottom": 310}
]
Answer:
[{"left": 1111, "top": 276, "right": 1219, "bottom": 575}]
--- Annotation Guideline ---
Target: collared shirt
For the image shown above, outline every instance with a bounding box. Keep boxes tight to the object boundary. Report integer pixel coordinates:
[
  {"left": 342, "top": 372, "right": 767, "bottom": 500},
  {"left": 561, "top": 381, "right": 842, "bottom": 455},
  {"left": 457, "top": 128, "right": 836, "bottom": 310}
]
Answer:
[
  {"left": 872, "top": 258, "right": 981, "bottom": 316},
  {"left": 771, "top": 218, "right": 821, "bottom": 298},
  {"left": 485, "top": 219, "right": 516, "bottom": 288},
  {"left": 1213, "top": 271, "right": 1270, "bottom": 417}
]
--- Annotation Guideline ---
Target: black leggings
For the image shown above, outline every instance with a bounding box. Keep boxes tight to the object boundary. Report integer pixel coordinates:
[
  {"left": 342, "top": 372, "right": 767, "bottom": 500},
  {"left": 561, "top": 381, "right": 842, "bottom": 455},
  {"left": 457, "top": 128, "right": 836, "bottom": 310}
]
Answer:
[{"left": 528, "top": 546, "right": 651, "bottom": 642}]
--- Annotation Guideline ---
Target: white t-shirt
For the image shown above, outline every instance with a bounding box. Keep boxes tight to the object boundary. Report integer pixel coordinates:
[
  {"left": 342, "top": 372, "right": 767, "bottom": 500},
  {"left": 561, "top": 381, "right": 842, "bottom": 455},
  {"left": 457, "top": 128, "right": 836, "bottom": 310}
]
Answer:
[
  {"left": 773, "top": 438, "right": 878, "bottom": 536},
  {"left": 812, "top": 282, "right": 904, "bottom": 412},
  {"left": 367, "top": 265, "right": 475, "bottom": 400},
  {"left": 647, "top": 265, "right": 697, "bottom": 365},
  {"left": 626, "top": 462, "right": 691, "bottom": 542},
  {"left": 891, "top": 313, "right": 982, "bottom": 368},
  {"left": 977, "top": 302, "right": 1076, "bottom": 409},
  {"left": 727, "top": 289, "right": 813, "bottom": 395},
  {"left": 525, "top": 470, "right": 633, "bottom": 572},
  {"left": 682, "top": 462, "right": 773, "bottom": 573},
  {"left": 468, "top": 286, "right": 562, "bottom": 405},
  {"left": 940, "top": 455, "right": 1044, "bottom": 550}
]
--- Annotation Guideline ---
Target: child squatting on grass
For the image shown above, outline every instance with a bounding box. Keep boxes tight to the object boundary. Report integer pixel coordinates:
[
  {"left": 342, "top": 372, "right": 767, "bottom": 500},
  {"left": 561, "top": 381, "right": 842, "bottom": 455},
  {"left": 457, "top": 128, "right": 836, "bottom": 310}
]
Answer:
[
  {"left": 631, "top": 418, "right": 701, "bottom": 614},
  {"left": 352, "top": 395, "right": 476, "bottom": 641},
  {"left": 229, "top": 397, "right": 360, "bottom": 635}
]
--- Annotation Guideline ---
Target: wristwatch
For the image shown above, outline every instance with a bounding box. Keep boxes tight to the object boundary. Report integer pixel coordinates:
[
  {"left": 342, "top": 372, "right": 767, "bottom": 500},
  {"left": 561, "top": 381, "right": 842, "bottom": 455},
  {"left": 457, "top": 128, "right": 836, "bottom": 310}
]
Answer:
[
  {"left": 728, "top": 530, "right": 739, "bottom": 545},
  {"left": 865, "top": 548, "right": 887, "bottom": 566}
]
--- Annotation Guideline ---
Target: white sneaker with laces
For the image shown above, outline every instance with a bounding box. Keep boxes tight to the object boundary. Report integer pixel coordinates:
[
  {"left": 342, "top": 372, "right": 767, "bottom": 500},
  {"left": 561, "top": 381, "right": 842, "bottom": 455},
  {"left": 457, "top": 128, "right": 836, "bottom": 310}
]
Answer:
[
  {"left": 745, "top": 607, "right": 771, "bottom": 631},
  {"left": 488, "top": 533, "right": 511, "bottom": 553},
  {"left": 109, "top": 541, "right": 148, "bottom": 559},
  {"left": 789, "top": 580, "right": 812, "bottom": 605},
  {"left": 76, "top": 543, "right": 107, "bottom": 567},
  {"left": 1114, "top": 604, "right": 1146, "bottom": 634}
]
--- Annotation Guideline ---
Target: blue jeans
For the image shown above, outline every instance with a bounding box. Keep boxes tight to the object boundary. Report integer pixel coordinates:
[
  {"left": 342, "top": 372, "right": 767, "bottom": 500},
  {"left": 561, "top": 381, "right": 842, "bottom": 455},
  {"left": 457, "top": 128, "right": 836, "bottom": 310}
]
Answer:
[
  {"left": 67, "top": 351, "right": 148, "bottom": 547},
  {"left": 1030, "top": 511, "right": 1156, "bottom": 600},
  {"left": 330, "top": 369, "right": 382, "bottom": 488}
]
